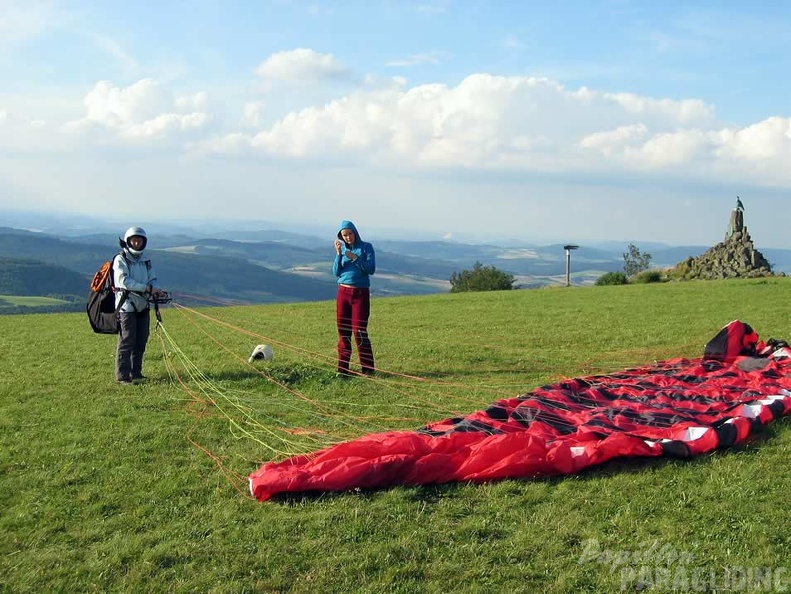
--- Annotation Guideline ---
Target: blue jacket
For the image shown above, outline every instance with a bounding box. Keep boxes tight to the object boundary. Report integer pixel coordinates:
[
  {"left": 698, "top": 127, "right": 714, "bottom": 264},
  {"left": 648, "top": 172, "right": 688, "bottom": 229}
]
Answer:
[{"left": 332, "top": 220, "right": 375, "bottom": 288}]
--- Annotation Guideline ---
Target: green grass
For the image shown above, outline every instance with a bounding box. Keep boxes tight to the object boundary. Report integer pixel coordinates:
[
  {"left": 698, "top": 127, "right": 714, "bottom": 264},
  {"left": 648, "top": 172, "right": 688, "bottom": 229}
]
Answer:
[
  {"left": 2, "top": 279, "right": 790, "bottom": 593},
  {"left": 0, "top": 295, "right": 73, "bottom": 307}
]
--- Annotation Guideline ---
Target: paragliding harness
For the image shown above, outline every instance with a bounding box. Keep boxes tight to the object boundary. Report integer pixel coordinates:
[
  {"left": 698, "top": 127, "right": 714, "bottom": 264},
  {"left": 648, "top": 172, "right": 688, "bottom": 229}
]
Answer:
[
  {"left": 702, "top": 319, "right": 791, "bottom": 371},
  {"left": 703, "top": 320, "right": 759, "bottom": 364},
  {"left": 86, "top": 253, "right": 171, "bottom": 333}
]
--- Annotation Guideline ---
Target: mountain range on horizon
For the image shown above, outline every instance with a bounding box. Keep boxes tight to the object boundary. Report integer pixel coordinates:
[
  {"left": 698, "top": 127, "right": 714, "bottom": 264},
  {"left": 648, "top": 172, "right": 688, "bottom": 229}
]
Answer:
[
  {"left": 2, "top": 210, "right": 791, "bottom": 315},
  {"left": 0, "top": 208, "right": 743, "bottom": 252}
]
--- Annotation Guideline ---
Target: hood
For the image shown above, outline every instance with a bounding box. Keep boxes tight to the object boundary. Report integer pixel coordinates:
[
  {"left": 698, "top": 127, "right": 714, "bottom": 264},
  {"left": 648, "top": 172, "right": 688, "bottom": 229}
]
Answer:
[{"left": 337, "top": 220, "right": 361, "bottom": 244}]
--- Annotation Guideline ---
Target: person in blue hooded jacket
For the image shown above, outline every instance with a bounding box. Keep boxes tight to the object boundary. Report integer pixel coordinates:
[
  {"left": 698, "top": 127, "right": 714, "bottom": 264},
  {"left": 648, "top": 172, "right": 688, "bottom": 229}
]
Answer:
[{"left": 332, "top": 220, "right": 376, "bottom": 376}]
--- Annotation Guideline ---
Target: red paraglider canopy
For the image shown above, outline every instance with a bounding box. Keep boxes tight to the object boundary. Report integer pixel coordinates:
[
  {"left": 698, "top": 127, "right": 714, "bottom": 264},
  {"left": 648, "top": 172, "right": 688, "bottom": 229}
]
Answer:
[{"left": 249, "top": 321, "right": 791, "bottom": 501}]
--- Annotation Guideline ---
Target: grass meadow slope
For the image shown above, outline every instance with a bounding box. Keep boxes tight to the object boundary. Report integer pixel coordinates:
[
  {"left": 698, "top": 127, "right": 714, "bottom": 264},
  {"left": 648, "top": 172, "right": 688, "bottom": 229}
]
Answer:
[{"left": 2, "top": 279, "right": 790, "bottom": 593}]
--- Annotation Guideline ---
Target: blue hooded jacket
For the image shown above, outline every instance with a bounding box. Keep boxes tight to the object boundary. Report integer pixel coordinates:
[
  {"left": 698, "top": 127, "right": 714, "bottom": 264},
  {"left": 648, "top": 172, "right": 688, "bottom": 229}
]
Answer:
[{"left": 332, "top": 220, "right": 375, "bottom": 288}]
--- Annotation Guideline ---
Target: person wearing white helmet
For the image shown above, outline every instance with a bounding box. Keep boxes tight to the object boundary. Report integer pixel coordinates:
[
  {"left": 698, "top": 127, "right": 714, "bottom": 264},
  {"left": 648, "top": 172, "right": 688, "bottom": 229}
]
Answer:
[{"left": 112, "top": 226, "right": 166, "bottom": 384}]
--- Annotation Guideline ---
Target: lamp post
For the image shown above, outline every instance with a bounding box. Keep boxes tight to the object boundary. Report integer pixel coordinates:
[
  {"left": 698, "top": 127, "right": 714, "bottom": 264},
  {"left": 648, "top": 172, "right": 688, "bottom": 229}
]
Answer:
[{"left": 563, "top": 244, "right": 579, "bottom": 287}]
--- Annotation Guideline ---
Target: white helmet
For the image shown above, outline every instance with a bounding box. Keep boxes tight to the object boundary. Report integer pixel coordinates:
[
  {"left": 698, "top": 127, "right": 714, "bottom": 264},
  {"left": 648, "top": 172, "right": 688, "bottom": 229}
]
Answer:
[
  {"left": 248, "top": 344, "right": 274, "bottom": 363},
  {"left": 123, "top": 226, "right": 148, "bottom": 256}
]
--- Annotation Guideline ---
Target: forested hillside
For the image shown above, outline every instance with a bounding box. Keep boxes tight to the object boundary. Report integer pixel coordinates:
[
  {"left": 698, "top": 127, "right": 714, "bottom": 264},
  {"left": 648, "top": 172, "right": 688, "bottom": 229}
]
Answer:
[{"left": 0, "top": 258, "right": 87, "bottom": 295}]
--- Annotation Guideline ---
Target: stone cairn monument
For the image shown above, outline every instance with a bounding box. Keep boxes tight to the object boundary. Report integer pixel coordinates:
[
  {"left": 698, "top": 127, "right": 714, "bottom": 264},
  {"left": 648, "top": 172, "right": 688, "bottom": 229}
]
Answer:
[{"left": 673, "top": 197, "right": 774, "bottom": 279}]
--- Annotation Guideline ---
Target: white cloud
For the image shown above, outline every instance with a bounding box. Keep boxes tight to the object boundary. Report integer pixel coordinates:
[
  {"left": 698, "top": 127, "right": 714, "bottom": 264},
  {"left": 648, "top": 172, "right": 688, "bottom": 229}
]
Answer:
[
  {"left": 580, "top": 117, "right": 791, "bottom": 184},
  {"left": 81, "top": 79, "right": 169, "bottom": 127},
  {"left": 254, "top": 48, "right": 351, "bottom": 82},
  {"left": 242, "top": 72, "right": 790, "bottom": 186},
  {"left": 122, "top": 112, "right": 209, "bottom": 139},
  {"left": 627, "top": 130, "right": 710, "bottom": 167},
  {"left": 581, "top": 124, "right": 715, "bottom": 169},
  {"left": 243, "top": 74, "right": 728, "bottom": 174},
  {"left": 6, "top": 70, "right": 791, "bottom": 193},
  {"left": 579, "top": 124, "right": 649, "bottom": 155},
  {"left": 716, "top": 117, "right": 791, "bottom": 163},
  {"left": 63, "top": 79, "right": 212, "bottom": 141},
  {"left": 605, "top": 92, "right": 715, "bottom": 126},
  {"left": 175, "top": 91, "right": 209, "bottom": 112}
]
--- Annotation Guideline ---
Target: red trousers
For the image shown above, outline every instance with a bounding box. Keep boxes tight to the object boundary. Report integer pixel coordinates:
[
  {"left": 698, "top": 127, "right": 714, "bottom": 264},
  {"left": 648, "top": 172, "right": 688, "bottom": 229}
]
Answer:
[{"left": 336, "top": 285, "right": 375, "bottom": 374}]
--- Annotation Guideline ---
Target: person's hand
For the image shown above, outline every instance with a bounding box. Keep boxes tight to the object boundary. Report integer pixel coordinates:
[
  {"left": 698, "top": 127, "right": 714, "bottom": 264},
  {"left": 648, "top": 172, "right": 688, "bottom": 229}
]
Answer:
[
  {"left": 345, "top": 250, "right": 357, "bottom": 261},
  {"left": 334, "top": 239, "right": 343, "bottom": 255}
]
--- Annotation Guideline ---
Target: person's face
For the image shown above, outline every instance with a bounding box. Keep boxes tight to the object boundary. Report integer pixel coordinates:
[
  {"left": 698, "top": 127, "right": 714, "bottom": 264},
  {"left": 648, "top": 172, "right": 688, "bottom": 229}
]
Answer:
[
  {"left": 128, "top": 235, "right": 145, "bottom": 249},
  {"left": 340, "top": 229, "right": 356, "bottom": 245}
]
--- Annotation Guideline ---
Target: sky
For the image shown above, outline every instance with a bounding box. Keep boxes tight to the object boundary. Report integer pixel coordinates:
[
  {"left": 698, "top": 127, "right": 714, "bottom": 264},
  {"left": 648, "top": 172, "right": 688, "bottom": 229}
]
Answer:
[{"left": 1, "top": 0, "right": 790, "bottom": 247}]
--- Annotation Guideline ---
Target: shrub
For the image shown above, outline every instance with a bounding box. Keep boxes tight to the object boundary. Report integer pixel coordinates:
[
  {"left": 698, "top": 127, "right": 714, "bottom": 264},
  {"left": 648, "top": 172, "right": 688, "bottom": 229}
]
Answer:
[
  {"left": 595, "top": 271, "right": 629, "bottom": 286},
  {"left": 449, "top": 261, "right": 516, "bottom": 293},
  {"left": 631, "top": 270, "right": 664, "bottom": 284},
  {"left": 666, "top": 258, "right": 693, "bottom": 281}
]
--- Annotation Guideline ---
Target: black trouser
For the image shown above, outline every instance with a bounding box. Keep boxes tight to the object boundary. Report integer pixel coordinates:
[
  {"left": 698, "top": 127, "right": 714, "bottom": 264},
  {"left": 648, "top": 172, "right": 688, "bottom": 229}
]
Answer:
[{"left": 116, "top": 309, "right": 150, "bottom": 381}]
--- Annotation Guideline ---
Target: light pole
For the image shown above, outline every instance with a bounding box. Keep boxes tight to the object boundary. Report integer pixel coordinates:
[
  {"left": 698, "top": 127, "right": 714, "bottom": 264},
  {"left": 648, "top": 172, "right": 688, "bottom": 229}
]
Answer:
[{"left": 563, "top": 244, "right": 579, "bottom": 287}]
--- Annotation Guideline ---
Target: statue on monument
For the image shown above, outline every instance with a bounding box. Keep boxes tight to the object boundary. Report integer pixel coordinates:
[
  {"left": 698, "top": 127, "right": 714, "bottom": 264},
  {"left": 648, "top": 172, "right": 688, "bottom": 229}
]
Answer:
[{"left": 727, "top": 196, "right": 745, "bottom": 239}]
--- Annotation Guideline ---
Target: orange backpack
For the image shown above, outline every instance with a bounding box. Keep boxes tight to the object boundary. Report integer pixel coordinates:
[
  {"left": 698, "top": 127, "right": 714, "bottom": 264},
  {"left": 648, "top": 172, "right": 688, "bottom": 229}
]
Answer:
[{"left": 86, "top": 255, "right": 128, "bottom": 334}]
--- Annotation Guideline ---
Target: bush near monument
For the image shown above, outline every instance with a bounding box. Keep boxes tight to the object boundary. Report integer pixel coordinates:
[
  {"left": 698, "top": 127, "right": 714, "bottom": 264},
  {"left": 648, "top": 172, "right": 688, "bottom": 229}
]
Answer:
[
  {"left": 595, "top": 271, "right": 629, "bottom": 286},
  {"left": 449, "top": 261, "right": 516, "bottom": 292}
]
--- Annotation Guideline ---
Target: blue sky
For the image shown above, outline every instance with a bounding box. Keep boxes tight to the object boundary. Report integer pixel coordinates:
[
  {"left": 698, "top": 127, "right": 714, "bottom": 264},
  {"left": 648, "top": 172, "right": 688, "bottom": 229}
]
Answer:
[{"left": 1, "top": 0, "right": 790, "bottom": 246}]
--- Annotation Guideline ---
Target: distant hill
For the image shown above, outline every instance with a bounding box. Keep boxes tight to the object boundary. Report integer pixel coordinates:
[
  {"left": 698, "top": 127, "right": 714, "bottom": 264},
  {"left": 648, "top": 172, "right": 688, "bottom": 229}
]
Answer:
[
  {"left": 153, "top": 250, "right": 337, "bottom": 304},
  {"left": 2, "top": 220, "right": 791, "bottom": 311},
  {"left": 0, "top": 257, "right": 87, "bottom": 295},
  {"left": 0, "top": 232, "right": 338, "bottom": 306}
]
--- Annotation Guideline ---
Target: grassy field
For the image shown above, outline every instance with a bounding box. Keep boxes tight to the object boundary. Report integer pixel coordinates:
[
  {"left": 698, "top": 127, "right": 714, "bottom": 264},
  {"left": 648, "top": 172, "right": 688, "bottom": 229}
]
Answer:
[
  {"left": 0, "top": 295, "right": 74, "bottom": 306},
  {"left": 2, "top": 278, "right": 790, "bottom": 593},
  {"left": 0, "top": 295, "right": 75, "bottom": 308}
]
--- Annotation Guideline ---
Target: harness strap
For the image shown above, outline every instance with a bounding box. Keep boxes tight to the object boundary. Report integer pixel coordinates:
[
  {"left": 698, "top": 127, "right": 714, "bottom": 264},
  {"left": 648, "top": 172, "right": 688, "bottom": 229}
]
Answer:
[
  {"left": 111, "top": 254, "right": 130, "bottom": 314},
  {"left": 113, "top": 252, "right": 153, "bottom": 314}
]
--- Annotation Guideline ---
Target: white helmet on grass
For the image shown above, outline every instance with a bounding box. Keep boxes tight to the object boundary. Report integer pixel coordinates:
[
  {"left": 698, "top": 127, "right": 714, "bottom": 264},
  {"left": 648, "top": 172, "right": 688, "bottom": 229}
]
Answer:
[{"left": 248, "top": 344, "right": 274, "bottom": 363}]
